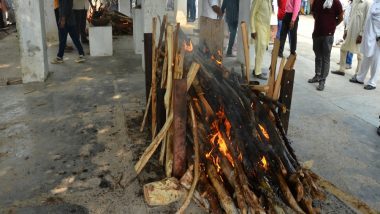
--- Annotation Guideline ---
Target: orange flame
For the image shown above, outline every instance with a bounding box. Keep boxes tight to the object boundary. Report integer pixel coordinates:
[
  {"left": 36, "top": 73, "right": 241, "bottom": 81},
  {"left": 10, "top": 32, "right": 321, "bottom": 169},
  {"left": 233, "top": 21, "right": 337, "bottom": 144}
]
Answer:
[
  {"left": 259, "top": 124, "right": 269, "bottom": 141},
  {"left": 261, "top": 156, "right": 269, "bottom": 171},
  {"left": 184, "top": 40, "right": 193, "bottom": 52},
  {"left": 210, "top": 50, "right": 223, "bottom": 66}
]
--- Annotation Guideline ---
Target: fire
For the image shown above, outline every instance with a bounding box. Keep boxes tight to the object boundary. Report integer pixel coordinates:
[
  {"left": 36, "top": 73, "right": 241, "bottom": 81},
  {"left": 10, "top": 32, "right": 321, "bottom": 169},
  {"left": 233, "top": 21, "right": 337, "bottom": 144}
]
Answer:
[
  {"left": 210, "top": 50, "right": 223, "bottom": 66},
  {"left": 206, "top": 110, "right": 235, "bottom": 171},
  {"left": 261, "top": 156, "right": 269, "bottom": 171},
  {"left": 183, "top": 40, "right": 193, "bottom": 52},
  {"left": 259, "top": 124, "right": 269, "bottom": 141}
]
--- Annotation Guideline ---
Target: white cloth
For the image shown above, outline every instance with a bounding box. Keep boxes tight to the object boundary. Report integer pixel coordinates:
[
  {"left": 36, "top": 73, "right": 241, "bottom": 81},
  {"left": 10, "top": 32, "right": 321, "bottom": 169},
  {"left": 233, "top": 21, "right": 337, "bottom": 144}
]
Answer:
[
  {"left": 344, "top": 2, "right": 352, "bottom": 26},
  {"left": 202, "top": 0, "right": 219, "bottom": 19},
  {"left": 73, "top": 0, "right": 89, "bottom": 10},
  {"left": 361, "top": 0, "right": 380, "bottom": 57},
  {"left": 356, "top": 0, "right": 380, "bottom": 86},
  {"left": 324, "top": 0, "right": 334, "bottom": 8},
  {"left": 341, "top": 0, "right": 372, "bottom": 53}
]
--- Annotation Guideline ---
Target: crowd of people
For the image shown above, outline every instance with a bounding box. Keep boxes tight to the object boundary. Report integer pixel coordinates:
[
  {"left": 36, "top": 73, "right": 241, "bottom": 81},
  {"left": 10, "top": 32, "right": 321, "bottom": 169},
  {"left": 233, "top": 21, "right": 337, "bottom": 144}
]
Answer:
[{"left": 51, "top": 0, "right": 89, "bottom": 64}]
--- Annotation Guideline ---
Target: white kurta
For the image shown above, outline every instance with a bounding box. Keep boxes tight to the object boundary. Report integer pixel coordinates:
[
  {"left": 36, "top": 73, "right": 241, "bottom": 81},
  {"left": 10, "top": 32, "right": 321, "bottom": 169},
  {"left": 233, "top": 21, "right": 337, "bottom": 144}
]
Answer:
[
  {"left": 341, "top": 0, "right": 372, "bottom": 53},
  {"left": 356, "top": 0, "right": 380, "bottom": 86},
  {"left": 250, "top": 0, "right": 272, "bottom": 75}
]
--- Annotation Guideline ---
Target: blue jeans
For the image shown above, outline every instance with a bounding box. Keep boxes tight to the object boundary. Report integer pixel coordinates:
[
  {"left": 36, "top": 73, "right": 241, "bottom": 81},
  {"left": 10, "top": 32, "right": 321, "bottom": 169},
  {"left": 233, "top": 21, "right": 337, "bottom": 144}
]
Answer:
[
  {"left": 346, "top": 52, "right": 353, "bottom": 65},
  {"left": 57, "top": 24, "right": 84, "bottom": 58},
  {"left": 227, "top": 21, "right": 238, "bottom": 54},
  {"left": 187, "top": 0, "right": 196, "bottom": 20}
]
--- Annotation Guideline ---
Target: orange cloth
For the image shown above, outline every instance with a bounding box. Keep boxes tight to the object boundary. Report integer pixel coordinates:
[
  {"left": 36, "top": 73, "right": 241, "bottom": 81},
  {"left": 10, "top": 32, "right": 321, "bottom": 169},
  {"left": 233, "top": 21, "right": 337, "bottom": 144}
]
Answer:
[{"left": 54, "top": 0, "right": 59, "bottom": 9}]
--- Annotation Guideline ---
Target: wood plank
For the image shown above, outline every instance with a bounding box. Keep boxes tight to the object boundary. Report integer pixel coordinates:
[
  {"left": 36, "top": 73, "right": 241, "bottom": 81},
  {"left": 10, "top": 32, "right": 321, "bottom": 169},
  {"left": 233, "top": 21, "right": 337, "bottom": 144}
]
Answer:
[
  {"left": 272, "top": 58, "right": 287, "bottom": 100},
  {"left": 151, "top": 17, "right": 158, "bottom": 138},
  {"left": 267, "top": 39, "right": 281, "bottom": 97},
  {"left": 240, "top": 22, "right": 250, "bottom": 83},
  {"left": 278, "top": 69, "right": 295, "bottom": 134}
]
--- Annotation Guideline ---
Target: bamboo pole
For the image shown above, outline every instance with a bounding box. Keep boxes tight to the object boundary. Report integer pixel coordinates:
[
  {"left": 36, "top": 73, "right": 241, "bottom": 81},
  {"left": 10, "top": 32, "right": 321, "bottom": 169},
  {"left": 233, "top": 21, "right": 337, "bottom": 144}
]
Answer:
[
  {"left": 240, "top": 22, "right": 250, "bottom": 83},
  {"left": 140, "top": 87, "right": 152, "bottom": 132},
  {"left": 272, "top": 58, "right": 287, "bottom": 100},
  {"left": 267, "top": 39, "right": 281, "bottom": 97},
  {"left": 151, "top": 17, "right": 158, "bottom": 139}
]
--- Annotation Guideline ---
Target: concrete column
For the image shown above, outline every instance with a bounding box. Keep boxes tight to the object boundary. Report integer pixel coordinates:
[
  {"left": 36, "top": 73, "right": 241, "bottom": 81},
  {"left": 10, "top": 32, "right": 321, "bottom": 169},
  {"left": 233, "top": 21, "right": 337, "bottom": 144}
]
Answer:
[
  {"left": 44, "top": 0, "right": 58, "bottom": 42},
  {"left": 14, "top": 0, "right": 48, "bottom": 83},
  {"left": 119, "top": 0, "right": 131, "bottom": 16},
  {"left": 237, "top": 0, "right": 255, "bottom": 69},
  {"left": 175, "top": 0, "right": 187, "bottom": 25}
]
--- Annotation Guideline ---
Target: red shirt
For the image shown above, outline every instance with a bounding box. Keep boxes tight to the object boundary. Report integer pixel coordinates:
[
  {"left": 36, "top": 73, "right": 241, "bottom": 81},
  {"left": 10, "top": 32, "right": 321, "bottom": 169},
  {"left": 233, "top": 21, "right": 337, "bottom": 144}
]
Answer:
[
  {"left": 278, "top": 0, "right": 287, "bottom": 20},
  {"left": 312, "top": 0, "right": 343, "bottom": 38}
]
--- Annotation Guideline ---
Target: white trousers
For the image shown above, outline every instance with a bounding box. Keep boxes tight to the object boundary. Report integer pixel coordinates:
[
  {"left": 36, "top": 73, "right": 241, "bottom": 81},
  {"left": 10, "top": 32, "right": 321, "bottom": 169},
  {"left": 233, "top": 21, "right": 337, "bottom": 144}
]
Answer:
[{"left": 356, "top": 45, "right": 380, "bottom": 87}]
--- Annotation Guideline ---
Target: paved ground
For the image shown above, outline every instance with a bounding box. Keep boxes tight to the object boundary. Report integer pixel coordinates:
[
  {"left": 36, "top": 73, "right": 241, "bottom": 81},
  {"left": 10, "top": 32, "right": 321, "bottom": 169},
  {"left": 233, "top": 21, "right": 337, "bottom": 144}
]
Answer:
[{"left": 0, "top": 15, "right": 379, "bottom": 213}]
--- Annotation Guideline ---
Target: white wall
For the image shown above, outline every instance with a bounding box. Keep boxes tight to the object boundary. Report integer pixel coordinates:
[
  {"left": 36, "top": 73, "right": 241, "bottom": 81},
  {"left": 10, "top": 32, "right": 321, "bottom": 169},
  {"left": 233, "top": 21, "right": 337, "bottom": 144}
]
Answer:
[
  {"left": 119, "top": 0, "right": 131, "bottom": 16},
  {"left": 44, "top": 0, "right": 58, "bottom": 42}
]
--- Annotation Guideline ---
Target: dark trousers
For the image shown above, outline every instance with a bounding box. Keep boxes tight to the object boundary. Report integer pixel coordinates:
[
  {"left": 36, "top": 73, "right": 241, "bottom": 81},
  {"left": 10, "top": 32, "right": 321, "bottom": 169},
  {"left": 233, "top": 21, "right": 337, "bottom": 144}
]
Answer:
[
  {"left": 57, "top": 24, "right": 85, "bottom": 58},
  {"left": 279, "top": 13, "right": 299, "bottom": 55},
  {"left": 313, "top": 36, "right": 334, "bottom": 82},
  {"left": 187, "top": 0, "right": 196, "bottom": 20},
  {"left": 227, "top": 21, "right": 238, "bottom": 54},
  {"left": 0, "top": 10, "right": 5, "bottom": 28},
  {"left": 54, "top": 8, "right": 59, "bottom": 26},
  {"left": 73, "top": 9, "right": 88, "bottom": 42}
]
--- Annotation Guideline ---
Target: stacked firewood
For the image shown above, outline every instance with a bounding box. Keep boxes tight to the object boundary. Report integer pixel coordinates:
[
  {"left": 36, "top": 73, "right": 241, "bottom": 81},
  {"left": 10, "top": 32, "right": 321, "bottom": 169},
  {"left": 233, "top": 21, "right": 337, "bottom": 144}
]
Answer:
[{"left": 137, "top": 16, "right": 325, "bottom": 214}]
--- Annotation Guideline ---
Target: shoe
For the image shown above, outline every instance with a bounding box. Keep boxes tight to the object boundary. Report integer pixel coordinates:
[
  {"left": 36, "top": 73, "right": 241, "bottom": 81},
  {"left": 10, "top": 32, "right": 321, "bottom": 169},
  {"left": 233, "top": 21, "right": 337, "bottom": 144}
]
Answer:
[
  {"left": 75, "top": 55, "right": 86, "bottom": 63},
  {"left": 349, "top": 77, "right": 364, "bottom": 84},
  {"left": 254, "top": 73, "right": 268, "bottom": 80},
  {"left": 331, "top": 70, "right": 345, "bottom": 76},
  {"left": 51, "top": 57, "right": 63, "bottom": 64},
  {"left": 316, "top": 81, "right": 325, "bottom": 91},
  {"left": 364, "top": 85, "right": 376, "bottom": 90},
  {"left": 226, "top": 52, "right": 235, "bottom": 57},
  {"left": 377, "top": 126, "right": 380, "bottom": 136},
  {"left": 345, "top": 64, "right": 352, "bottom": 69},
  {"left": 308, "top": 76, "right": 320, "bottom": 83}
]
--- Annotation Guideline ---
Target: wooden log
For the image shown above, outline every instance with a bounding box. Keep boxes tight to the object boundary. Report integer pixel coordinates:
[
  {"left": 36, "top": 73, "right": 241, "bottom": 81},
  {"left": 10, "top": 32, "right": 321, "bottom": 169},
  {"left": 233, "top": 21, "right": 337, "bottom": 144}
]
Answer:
[
  {"left": 278, "top": 69, "right": 295, "bottom": 134},
  {"left": 288, "top": 173, "right": 305, "bottom": 202},
  {"left": 276, "top": 172, "right": 305, "bottom": 213},
  {"left": 177, "top": 104, "right": 200, "bottom": 213},
  {"left": 284, "top": 54, "right": 297, "bottom": 71},
  {"left": 198, "top": 173, "right": 223, "bottom": 214},
  {"left": 206, "top": 162, "right": 238, "bottom": 214},
  {"left": 143, "top": 177, "right": 185, "bottom": 206},
  {"left": 140, "top": 87, "right": 152, "bottom": 132},
  {"left": 240, "top": 21, "right": 250, "bottom": 83},
  {"left": 186, "top": 62, "right": 201, "bottom": 91},
  {"left": 267, "top": 39, "right": 281, "bottom": 98},
  {"left": 273, "top": 58, "right": 287, "bottom": 100},
  {"left": 172, "top": 79, "right": 187, "bottom": 178},
  {"left": 156, "top": 15, "right": 167, "bottom": 52},
  {"left": 151, "top": 17, "right": 158, "bottom": 138},
  {"left": 135, "top": 113, "right": 173, "bottom": 175}
]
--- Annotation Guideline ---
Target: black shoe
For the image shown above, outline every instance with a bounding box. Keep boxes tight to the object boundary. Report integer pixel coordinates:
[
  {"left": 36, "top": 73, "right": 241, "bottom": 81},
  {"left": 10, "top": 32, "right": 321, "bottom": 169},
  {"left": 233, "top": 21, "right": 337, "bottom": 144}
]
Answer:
[
  {"left": 364, "top": 85, "right": 376, "bottom": 90},
  {"left": 254, "top": 74, "right": 268, "bottom": 80},
  {"left": 331, "top": 70, "right": 345, "bottom": 76},
  {"left": 308, "top": 76, "right": 320, "bottom": 83},
  {"left": 226, "top": 51, "right": 235, "bottom": 57},
  {"left": 377, "top": 126, "right": 380, "bottom": 136},
  {"left": 349, "top": 77, "right": 364, "bottom": 84},
  {"left": 316, "top": 81, "right": 325, "bottom": 91}
]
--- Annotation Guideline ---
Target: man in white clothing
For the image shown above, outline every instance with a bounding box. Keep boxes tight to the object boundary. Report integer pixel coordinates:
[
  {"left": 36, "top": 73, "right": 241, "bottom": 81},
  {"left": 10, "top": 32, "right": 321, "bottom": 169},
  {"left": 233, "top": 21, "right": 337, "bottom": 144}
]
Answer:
[
  {"left": 331, "top": 0, "right": 371, "bottom": 76},
  {"left": 199, "top": 0, "right": 224, "bottom": 55},
  {"left": 349, "top": 0, "right": 380, "bottom": 90}
]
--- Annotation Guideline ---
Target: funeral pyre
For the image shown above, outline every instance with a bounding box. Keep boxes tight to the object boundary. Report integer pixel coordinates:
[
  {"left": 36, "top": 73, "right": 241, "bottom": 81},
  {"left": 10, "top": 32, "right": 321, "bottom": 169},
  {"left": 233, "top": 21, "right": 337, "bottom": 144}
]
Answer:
[{"left": 136, "top": 16, "right": 324, "bottom": 214}]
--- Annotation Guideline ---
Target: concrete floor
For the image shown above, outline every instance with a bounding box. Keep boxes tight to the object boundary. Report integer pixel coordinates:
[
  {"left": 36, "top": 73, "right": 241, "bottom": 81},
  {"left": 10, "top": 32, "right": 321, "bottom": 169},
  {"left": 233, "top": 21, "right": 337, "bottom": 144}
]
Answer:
[{"left": 0, "top": 15, "right": 379, "bottom": 213}]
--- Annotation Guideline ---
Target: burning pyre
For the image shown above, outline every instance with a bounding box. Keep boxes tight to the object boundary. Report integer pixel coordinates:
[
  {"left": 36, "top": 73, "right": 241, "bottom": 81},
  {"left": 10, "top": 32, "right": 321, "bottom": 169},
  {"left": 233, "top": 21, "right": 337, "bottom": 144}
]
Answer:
[{"left": 137, "top": 17, "right": 325, "bottom": 214}]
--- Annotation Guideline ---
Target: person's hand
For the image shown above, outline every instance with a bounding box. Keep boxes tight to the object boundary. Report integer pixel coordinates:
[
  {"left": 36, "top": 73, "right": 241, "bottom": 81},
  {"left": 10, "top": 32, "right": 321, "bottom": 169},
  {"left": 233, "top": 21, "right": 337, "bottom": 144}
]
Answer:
[
  {"left": 289, "top": 21, "right": 295, "bottom": 30},
  {"left": 343, "top": 31, "right": 347, "bottom": 40},
  {"left": 356, "top": 35, "right": 362, "bottom": 44},
  {"left": 59, "top": 17, "right": 66, "bottom": 29},
  {"left": 251, "top": 33, "right": 257, "bottom": 40}
]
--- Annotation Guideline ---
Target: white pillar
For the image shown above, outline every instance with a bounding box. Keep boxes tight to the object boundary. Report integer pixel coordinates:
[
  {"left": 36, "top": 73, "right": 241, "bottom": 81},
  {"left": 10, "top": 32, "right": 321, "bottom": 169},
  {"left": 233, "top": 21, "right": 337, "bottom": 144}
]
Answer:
[
  {"left": 175, "top": 0, "right": 187, "bottom": 25},
  {"left": 119, "top": 0, "right": 131, "bottom": 17},
  {"left": 14, "top": 0, "right": 48, "bottom": 83},
  {"left": 237, "top": 0, "right": 255, "bottom": 69},
  {"left": 133, "top": 8, "right": 143, "bottom": 54},
  {"left": 44, "top": 0, "right": 58, "bottom": 42}
]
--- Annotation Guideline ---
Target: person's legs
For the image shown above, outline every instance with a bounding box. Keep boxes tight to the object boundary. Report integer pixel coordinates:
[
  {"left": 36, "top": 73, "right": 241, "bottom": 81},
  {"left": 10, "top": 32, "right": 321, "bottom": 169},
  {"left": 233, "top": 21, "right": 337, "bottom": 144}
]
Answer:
[
  {"left": 187, "top": 0, "right": 191, "bottom": 19},
  {"left": 254, "top": 35, "right": 266, "bottom": 76},
  {"left": 279, "top": 13, "right": 291, "bottom": 56},
  {"left": 190, "top": 0, "right": 196, "bottom": 20},
  {"left": 289, "top": 15, "right": 298, "bottom": 54},
  {"left": 227, "top": 21, "right": 237, "bottom": 55},
  {"left": 54, "top": 8, "right": 59, "bottom": 26},
  {"left": 57, "top": 27, "right": 69, "bottom": 58},
  {"left": 320, "top": 35, "right": 334, "bottom": 82},
  {"left": 67, "top": 25, "right": 85, "bottom": 56},
  {"left": 355, "top": 55, "right": 372, "bottom": 82},
  {"left": 346, "top": 52, "right": 353, "bottom": 65},
  {"left": 73, "top": 10, "right": 81, "bottom": 38},
  {"left": 79, "top": 9, "right": 88, "bottom": 42},
  {"left": 339, "top": 49, "right": 347, "bottom": 71},
  {"left": 355, "top": 52, "right": 362, "bottom": 74},
  {"left": 276, "top": 20, "right": 282, "bottom": 39},
  {"left": 312, "top": 37, "right": 323, "bottom": 79},
  {"left": 0, "top": 10, "right": 4, "bottom": 28},
  {"left": 367, "top": 47, "right": 380, "bottom": 87}
]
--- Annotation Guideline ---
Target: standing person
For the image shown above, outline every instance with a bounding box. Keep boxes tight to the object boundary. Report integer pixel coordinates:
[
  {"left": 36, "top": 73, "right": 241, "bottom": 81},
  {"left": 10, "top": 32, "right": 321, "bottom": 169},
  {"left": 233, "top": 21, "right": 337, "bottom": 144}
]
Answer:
[
  {"left": 278, "top": 0, "right": 301, "bottom": 57},
  {"left": 308, "top": 0, "right": 343, "bottom": 91},
  {"left": 277, "top": 0, "right": 292, "bottom": 44},
  {"left": 250, "top": 0, "right": 272, "bottom": 80},
  {"left": 187, "top": 0, "right": 196, "bottom": 22},
  {"left": 199, "top": 0, "right": 224, "bottom": 55},
  {"left": 349, "top": 0, "right": 380, "bottom": 90},
  {"left": 73, "top": 0, "right": 89, "bottom": 44},
  {"left": 331, "top": 0, "right": 371, "bottom": 76},
  {"left": 343, "top": 0, "right": 354, "bottom": 69},
  {"left": 54, "top": 0, "right": 59, "bottom": 25},
  {"left": 51, "top": 0, "right": 85, "bottom": 64},
  {"left": 222, "top": 0, "right": 239, "bottom": 57}
]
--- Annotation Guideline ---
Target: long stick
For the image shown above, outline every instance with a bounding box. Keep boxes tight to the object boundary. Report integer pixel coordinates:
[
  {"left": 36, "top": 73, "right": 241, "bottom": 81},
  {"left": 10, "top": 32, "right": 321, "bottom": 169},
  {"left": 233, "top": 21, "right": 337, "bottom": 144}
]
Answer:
[
  {"left": 151, "top": 17, "right": 158, "bottom": 139},
  {"left": 135, "top": 113, "right": 174, "bottom": 175},
  {"left": 267, "top": 39, "right": 281, "bottom": 97},
  {"left": 272, "top": 58, "right": 287, "bottom": 100},
  {"left": 241, "top": 22, "right": 250, "bottom": 83},
  {"left": 140, "top": 87, "right": 152, "bottom": 132},
  {"left": 177, "top": 104, "right": 200, "bottom": 214}
]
